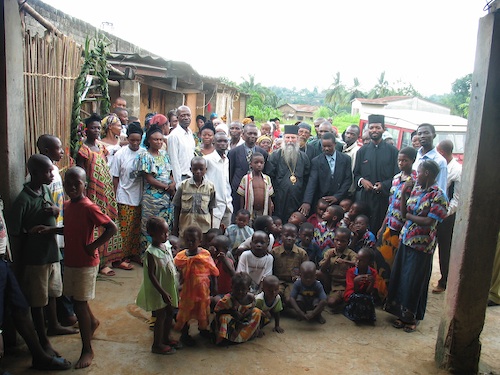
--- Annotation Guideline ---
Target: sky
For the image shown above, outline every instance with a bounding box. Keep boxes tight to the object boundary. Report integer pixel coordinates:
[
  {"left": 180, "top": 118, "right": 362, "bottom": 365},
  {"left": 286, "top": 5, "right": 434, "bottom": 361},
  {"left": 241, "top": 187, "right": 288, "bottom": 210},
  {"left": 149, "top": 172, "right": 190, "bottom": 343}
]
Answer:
[{"left": 42, "top": 0, "right": 488, "bottom": 96}]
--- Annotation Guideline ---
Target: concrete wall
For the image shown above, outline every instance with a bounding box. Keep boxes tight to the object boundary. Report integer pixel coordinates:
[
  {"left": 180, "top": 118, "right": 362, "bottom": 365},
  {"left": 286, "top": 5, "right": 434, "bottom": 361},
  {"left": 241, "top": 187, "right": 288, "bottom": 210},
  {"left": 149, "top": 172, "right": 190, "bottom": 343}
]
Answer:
[{"left": 0, "top": 0, "right": 28, "bottom": 208}]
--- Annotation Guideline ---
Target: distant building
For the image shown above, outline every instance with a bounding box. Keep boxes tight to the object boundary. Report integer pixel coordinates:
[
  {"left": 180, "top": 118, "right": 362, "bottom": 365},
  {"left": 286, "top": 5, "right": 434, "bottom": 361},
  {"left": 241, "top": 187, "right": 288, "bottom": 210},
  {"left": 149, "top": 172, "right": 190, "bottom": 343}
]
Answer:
[
  {"left": 351, "top": 96, "right": 450, "bottom": 116},
  {"left": 277, "top": 104, "right": 320, "bottom": 124}
]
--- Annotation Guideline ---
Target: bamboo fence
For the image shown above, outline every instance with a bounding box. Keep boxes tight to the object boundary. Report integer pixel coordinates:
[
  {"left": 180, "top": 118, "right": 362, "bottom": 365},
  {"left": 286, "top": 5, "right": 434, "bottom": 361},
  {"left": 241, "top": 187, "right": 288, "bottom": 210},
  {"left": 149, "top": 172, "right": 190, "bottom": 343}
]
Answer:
[{"left": 23, "top": 31, "right": 83, "bottom": 173}]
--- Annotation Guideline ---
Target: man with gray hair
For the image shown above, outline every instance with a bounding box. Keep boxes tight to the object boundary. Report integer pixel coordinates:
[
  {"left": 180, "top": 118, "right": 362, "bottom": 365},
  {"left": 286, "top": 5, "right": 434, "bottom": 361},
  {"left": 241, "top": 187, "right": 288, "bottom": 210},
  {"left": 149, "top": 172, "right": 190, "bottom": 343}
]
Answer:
[{"left": 266, "top": 125, "right": 310, "bottom": 221}]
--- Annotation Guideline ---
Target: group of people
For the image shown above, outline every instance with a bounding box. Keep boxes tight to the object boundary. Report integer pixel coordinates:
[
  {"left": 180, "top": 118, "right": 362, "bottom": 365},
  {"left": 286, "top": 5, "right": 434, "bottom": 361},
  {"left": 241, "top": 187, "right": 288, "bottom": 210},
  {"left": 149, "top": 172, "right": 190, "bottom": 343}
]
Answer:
[{"left": 1, "top": 97, "right": 469, "bottom": 370}]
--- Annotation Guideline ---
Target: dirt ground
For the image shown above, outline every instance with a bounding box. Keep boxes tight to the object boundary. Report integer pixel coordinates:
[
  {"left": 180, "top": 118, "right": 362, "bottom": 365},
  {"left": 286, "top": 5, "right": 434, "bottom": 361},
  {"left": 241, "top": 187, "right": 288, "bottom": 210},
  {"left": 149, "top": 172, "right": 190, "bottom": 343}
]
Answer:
[{"left": 2, "top": 252, "right": 500, "bottom": 375}]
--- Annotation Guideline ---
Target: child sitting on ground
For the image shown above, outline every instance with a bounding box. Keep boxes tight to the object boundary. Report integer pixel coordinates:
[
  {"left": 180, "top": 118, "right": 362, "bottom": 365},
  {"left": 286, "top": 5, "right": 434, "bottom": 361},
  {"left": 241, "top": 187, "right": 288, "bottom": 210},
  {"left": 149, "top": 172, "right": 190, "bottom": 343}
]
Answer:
[
  {"left": 237, "top": 152, "right": 274, "bottom": 219},
  {"left": 313, "top": 205, "right": 344, "bottom": 252},
  {"left": 307, "top": 198, "right": 329, "bottom": 229},
  {"left": 174, "top": 225, "right": 219, "bottom": 346},
  {"left": 136, "top": 217, "right": 180, "bottom": 355},
  {"left": 288, "top": 211, "right": 307, "bottom": 229},
  {"left": 236, "top": 231, "right": 273, "bottom": 293},
  {"left": 349, "top": 214, "right": 376, "bottom": 252},
  {"left": 271, "top": 216, "right": 283, "bottom": 248},
  {"left": 209, "top": 235, "right": 236, "bottom": 308},
  {"left": 319, "top": 227, "right": 357, "bottom": 313},
  {"left": 271, "top": 223, "right": 308, "bottom": 307},
  {"left": 255, "top": 275, "right": 284, "bottom": 333},
  {"left": 289, "top": 261, "right": 327, "bottom": 324},
  {"left": 344, "top": 247, "right": 379, "bottom": 323},
  {"left": 213, "top": 272, "right": 263, "bottom": 345},
  {"left": 296, "top": 222, "right": 323, "bottom": 266},
  {"left": 225, "top": 209, "right": 254, "bottom": 252}
]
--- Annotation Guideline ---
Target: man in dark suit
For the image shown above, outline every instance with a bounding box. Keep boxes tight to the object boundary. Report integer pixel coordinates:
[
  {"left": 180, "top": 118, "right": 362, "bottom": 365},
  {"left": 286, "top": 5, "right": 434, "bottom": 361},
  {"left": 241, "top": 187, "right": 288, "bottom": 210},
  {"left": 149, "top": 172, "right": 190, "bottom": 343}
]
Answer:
[
  {"left": 228, "top": 123, "right": 268, "bottom": 214},
  {"left": 299, "top": 132, "right": 352, "bottom": 216}
]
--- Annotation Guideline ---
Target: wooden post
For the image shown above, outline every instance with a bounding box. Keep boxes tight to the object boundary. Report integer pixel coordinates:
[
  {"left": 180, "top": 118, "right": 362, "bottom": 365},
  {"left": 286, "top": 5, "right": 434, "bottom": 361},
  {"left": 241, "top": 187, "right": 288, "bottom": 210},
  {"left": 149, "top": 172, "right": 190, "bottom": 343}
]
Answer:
[{"left": 435, "top": 6, "right": 500, "bottom": 374}]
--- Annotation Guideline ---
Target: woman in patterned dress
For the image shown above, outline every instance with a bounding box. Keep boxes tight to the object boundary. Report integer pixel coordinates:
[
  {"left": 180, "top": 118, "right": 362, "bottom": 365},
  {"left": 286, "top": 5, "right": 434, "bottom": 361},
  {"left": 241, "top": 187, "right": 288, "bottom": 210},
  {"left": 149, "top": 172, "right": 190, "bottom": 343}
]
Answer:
[
  {"left": 138, "top": 125, "right": 176, "bottom": 253},
  {"left": 384, "top": 160, "right": 448, "bottom": 332},
  {"left": 76, "top": 113, "right": 128, "bottom": 276}
]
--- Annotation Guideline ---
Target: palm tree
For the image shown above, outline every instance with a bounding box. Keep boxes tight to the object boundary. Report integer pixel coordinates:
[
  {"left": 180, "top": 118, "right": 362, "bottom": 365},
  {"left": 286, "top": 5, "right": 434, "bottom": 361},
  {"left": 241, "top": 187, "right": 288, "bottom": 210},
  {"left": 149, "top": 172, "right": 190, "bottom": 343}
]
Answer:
[
  {"left": 325, "top": 72, "right": 348, "bottom": 108},
  {"left": 345, "top": 77, "right": 365, "bottom": 103},
  {"left": 369, "top": 71, "right": 392, "bottom": 98}
]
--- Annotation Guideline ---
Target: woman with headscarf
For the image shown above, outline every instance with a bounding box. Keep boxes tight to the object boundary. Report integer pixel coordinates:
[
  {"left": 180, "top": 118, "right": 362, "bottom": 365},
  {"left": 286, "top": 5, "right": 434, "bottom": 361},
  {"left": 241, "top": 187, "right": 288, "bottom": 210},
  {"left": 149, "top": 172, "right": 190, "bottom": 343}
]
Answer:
[
  {"left": 137, "top": 125, "right": 176, "bottom": 253},
  {"left": 384, "top": 160, "right": 448, "bottom": 332},
  {"left": 194, "top": 122, "right": 216, "bottom": 156},
  {"left": 110, "top": 123, "right": 144, "bottom": 264},
  {"left": 148, "top": 114, "right": 169, "bottom": 151},
  {"left": 76, "top": 114, "right": 127, "bottom": 276},
  {"left": 100, "top": 114, "right": 123, "bottom": 166},
  {"left": 257, "top": 135, "right": 273, "bottom": 154}
]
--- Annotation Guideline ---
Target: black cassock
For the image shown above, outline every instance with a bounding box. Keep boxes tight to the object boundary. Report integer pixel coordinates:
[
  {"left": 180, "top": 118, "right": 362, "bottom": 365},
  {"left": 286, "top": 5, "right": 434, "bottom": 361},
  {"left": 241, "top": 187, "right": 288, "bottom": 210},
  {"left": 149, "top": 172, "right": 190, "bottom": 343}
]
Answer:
[
  {"left": 353, "top": 141, "right": 399, "bottom": 234},
  {"left": 265, "top": 149, "right": 310, "bottom": 222}
]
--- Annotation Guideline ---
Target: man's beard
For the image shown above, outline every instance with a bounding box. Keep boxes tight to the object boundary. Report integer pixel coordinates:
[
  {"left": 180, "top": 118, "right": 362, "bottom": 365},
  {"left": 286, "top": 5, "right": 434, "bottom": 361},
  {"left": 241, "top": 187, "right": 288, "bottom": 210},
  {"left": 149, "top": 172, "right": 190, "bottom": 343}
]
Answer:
[{"left": 281, "top": 142, "right": 299, "bottom": 166}]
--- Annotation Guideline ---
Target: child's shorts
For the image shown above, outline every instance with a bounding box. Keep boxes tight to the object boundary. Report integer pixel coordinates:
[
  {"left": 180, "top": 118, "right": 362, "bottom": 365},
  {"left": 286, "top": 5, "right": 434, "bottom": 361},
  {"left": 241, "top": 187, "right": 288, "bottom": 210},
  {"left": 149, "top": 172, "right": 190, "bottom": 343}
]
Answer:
[
  {"left": 296, "top": 294, "right": 321, "bottom": 310},
  {"left": 64, "top": 266, "right": 98, "bottom": 301},
  {"left": 23, "top": 262, "right": 62, "bottom": 307},
  {"left": 0, "top": 260, "right": 30, "bottom": 326}
]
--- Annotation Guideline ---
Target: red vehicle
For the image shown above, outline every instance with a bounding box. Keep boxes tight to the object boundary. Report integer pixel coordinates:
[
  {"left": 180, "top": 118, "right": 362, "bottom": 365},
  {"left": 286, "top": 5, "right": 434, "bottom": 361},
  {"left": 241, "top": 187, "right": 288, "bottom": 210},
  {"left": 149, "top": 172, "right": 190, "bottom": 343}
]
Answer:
[{"left": 359, "top": 109, "right": 467, "bottom": 163}]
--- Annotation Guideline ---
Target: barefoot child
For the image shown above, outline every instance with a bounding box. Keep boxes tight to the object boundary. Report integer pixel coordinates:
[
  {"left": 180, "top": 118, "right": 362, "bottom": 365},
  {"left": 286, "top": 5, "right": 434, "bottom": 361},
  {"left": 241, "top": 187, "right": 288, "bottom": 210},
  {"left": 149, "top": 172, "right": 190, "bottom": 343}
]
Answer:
[
  {"left": 9, "top": 155, "right": 66, "bottom": 360},
  {"left": 136, "top": 217, "right": 180, "bottom": 355},
  {"left": 271, "top": 223, "right": 308, "bottom": 306},
  {"left": 344, "top": 247, "right": 379, "bottom": 323},
  {"left": 209, "top": 235, "right": 236, "bottom": 308},
  {"left": 63, "top": 166, "right": 117, "bottom": 368},
  {"left": 237, "top": 152, "right": 274, "bottom": 219},
  {"left": 174, "top": 226, "right": 219, "bottom": 346},
  {"left": 213, "top": 272, "right": 262, "bottom": 345},
  {"left": 289, "top": 261, "right": 327, "bottom": 324},
  {"left": 319, "top": 227, "right": 357, "bottom": 312},
  {"left": 255, "top": 275, "right": 284, "bottom": 333}
]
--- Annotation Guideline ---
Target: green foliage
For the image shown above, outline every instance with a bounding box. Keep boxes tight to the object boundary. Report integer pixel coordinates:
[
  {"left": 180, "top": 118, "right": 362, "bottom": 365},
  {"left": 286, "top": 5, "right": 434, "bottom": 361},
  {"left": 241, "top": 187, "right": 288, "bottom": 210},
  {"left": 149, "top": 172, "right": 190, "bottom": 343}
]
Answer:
[
  {"left": 70, "top": 33, "right": 111, "bottom": 158},
  {"left": 425, "top": 73, "right": 471, "bottom": 117},
  {"left": 331, "top": 113, "right": 360, "bottom": 134}
]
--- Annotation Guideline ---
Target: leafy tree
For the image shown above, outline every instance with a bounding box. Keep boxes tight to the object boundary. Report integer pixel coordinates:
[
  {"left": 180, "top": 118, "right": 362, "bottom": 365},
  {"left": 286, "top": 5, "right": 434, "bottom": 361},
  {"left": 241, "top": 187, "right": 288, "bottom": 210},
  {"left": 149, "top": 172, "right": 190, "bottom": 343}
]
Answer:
[
  {"left": 369, "top": 71, "right": 392, "bottom": 98},
  {"left": 325, "top": 72, "right": 348, "bottom": 109}
]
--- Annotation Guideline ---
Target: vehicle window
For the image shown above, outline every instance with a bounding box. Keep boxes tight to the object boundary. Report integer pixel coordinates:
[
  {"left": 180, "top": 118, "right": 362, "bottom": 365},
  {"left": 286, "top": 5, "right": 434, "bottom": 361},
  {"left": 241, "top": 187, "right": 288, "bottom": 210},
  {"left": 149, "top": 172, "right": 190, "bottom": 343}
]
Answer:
[
  {"left": 401, "top": 131, "right": 412, "bottom": 149},
  {"left": 435, "top": 133, "right": 466, "bottom": 153}
]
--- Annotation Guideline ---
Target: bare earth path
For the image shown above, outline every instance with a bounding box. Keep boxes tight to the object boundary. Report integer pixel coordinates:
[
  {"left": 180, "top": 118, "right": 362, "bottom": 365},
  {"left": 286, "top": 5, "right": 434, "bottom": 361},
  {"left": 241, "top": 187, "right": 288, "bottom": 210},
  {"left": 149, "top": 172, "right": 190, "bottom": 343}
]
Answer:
[{"left": 3, "top": 252, "right": 499, "bottom": 374}]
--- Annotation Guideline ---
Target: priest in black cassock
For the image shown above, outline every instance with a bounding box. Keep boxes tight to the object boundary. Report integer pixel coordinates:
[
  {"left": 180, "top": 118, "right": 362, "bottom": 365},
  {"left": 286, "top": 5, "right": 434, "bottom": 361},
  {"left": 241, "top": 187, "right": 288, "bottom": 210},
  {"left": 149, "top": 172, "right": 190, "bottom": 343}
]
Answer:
[
  {"left": 265, "top": 125, "right": 311, "bottom": 222},
  {"left": 353, "top": 114, "right": 399, "bottom": 234}
]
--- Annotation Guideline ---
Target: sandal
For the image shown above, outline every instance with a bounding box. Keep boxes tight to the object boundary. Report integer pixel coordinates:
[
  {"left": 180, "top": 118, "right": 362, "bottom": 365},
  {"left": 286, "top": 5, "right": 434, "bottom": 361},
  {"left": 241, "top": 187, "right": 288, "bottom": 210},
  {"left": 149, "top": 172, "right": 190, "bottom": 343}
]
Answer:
[
  {"left": 165, "top": 339, "right": 183, "bottom": 350},
  {"left": 403, "top": 321, "right": 419, "bottom": 333},
  {"left": 151, "top": 345, "right": 176, "bottom": 355},
  {"left": 392, "top": 319, "right": 405, "bottom": 329},
  {"left": 115, "top": 261, "right": 134, "bottom": 270},
  {"left": 99, "top": 266, "right": 116, "bottom": 276}
]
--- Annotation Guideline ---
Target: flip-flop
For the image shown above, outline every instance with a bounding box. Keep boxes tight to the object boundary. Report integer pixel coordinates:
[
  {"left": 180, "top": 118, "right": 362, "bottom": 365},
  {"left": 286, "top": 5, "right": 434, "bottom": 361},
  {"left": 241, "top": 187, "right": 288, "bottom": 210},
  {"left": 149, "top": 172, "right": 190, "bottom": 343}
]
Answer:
[
  {"left": 151, "top": 345, "right": 176, "bottom": 355},
  {"left": 115, "top": 261, "right": 134, "bottom": 270},
  {"left": 403, "top": 321, "right": 420, "bottom": 333},
  {"left": 32, "top": 355, "right": 72, "bottom": 371},
  {"left": 165, "top": 339, "right": 183, "bottom": 350},
  {"left": 99, "top": 266, "right": 116, "bottom": 276}
]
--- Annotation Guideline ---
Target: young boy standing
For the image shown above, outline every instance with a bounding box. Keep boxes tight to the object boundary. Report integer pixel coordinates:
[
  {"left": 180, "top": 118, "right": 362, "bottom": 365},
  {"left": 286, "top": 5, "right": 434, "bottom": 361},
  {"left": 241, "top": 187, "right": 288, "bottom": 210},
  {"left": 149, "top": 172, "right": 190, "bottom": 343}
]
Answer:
[
  {"left": 62, "top": 167, "right": 117, "bottom": 368},
  {"left": 173, "top": 157, "right": 216, "bottom": 238},
  {"left": 8, "top": 155, "right": 62, "bottom": 359},
  {"left": 237, "top": 152, "right": 274, "bottom": 220},
  {"left": 271, "top": 223, "right": 308, "bottom": 306}
]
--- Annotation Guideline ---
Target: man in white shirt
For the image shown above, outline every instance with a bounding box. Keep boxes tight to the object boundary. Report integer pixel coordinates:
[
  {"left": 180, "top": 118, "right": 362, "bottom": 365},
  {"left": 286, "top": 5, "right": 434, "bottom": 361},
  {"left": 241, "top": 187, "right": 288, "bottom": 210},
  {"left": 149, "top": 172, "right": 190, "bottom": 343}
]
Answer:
[
  {"left": 204, "top": 132, "right": 233, "bottom": 230},
  {"left": 433, "top": 139, "right": 462, "bottom": 294},
  {"left": 413, "top": 123, "right": 448, "bottom": 193},
  {"left": 167, "top": 105, "right": 196, "bottom": 184}
]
